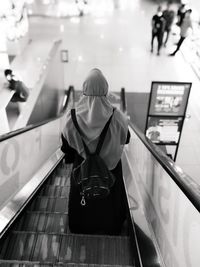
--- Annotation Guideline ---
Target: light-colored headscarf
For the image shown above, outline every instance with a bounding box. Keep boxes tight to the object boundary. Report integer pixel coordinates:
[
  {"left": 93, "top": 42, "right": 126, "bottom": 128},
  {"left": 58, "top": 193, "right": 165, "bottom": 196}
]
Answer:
[{"left": 62, "top": 69, "right": 129, "bottom": 170}]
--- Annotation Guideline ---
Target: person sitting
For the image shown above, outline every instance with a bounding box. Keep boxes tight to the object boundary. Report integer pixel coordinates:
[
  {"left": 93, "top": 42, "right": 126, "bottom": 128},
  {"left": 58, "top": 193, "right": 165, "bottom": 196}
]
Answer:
[
  {"left": 61, "top": 68, "right": 130, "bottom": 235},
  {"left": 4, "top": 69, "right": 29, "bottom": 102}
]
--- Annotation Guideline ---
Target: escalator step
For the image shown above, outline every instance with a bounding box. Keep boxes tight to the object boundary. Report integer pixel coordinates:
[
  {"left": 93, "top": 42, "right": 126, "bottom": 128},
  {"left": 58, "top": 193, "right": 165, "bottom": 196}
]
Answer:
[
  {"left": 0, "top": 232, "right": 37, "bottom": 261},
  {"left": 28, "top": 197, "right": 55, "bottom": 212},
  {"left": 0, "top": 261, "right": 134, "bottom": 266},
  {"left": 15, "top": 212, "right": 69, "bottom": 233},
  {"left": 32, "top": 234, "right": 60, "bottom": 262},
  {"left": 59, "top": 235, "right": 133, "bottom": 265},
  {"left": 0, "top": 233, "right": 133, "bottom": 266},
  {"left": 54, "top": 198, "right": 68, "bottom": 213},
  {"left": 47, "top": 176, "right": 70, "bottom": 187},
  {"left": 28, "top": 197, "right": 68, "bottom": 213},
  {"left": 39, "top": 186, "right": 70, "bottom": 197}
]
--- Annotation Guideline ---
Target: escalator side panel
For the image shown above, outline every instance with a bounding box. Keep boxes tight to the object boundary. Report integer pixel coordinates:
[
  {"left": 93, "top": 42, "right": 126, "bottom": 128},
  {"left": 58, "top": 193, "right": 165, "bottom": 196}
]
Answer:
[{"left": 123, "top": 126, "right": 200, "bottom": 267}]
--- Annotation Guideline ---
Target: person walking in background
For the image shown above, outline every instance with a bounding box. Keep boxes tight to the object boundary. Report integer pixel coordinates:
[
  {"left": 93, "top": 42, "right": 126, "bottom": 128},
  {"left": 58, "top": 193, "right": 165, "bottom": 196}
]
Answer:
[
  {"left": 4, "top": 69, "right": 29, "bottom": 102},
  {"left": 177, "top": 3, "right": 186, "bottom": 27},
  {"left": 61, "top": 68, "right": 130, "bottom": 235},
  {"left": 162, "top": 2, "right": 175, "bottom": 47},
  {"left": 170, "top": 9, "right": 193, "bottom": 56},
  {"left": 75, "top": 0, "right": 88, "bottom": 16},
  {"left": 151, "top": 6, "right": 166, "bottom": 55}
]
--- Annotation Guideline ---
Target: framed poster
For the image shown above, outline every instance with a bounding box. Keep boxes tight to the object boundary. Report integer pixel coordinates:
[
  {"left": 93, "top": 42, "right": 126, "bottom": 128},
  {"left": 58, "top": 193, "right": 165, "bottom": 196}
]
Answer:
[
  {"left": 149, "top": 82, "right": 191, "bottom": 116},
  {"left": 146, "top": 116, "right": 183, "bottom": 144}
]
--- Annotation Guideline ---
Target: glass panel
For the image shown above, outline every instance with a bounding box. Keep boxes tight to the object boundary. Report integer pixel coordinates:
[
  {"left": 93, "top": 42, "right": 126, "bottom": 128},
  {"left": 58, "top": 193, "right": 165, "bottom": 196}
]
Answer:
[
  {"left": 0, "top": 115, "right": 64, "bottom": 211},
  {"left": 123, "top": 127, "right": 200, "bottom": 267}
]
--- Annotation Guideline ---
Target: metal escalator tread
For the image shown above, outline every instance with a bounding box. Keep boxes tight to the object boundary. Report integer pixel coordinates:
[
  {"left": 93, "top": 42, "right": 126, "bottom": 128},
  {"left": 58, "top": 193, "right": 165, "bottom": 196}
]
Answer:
[
  {"left": 28, "top": 196, "right": 69, "bottom": 213},
  {"left": 0, "top": 262, "right": 134, "bottom": 267},
  {"left": 47, "top": 177, "right": 70, "bottom": 186},
  {"left": 0, "top": 232, "right": 134, "bottom": 266},
  {"left": 14, "top": 212, "right": 69, "bottom": 233},
  {"left": 39, "top": 185, "right": 70, "bottom": 197}
]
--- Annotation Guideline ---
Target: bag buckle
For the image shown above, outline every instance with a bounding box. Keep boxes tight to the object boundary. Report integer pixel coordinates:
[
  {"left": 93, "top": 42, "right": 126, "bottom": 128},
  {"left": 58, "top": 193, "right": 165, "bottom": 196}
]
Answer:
[{"left": 80, "top": 193, "right": 86, "bottom": 206}]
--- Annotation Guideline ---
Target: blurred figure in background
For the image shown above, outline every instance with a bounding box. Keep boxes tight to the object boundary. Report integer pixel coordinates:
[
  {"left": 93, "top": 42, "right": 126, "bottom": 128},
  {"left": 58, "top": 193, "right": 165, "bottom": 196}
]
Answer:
[
  {"left": 151, "top": 5, "right": 166, "bottom": 55},
  {"left": 162, "top": 2, "right": 175, "bottom": 47},
  {"left": 75, "top": 0, "right": 88, "bottom": 16},
  {"left": 170, "top": 9, "right": 193, "bottom": 56},
  {"left": 4, "top": 69, "right": 29, "bottom": 102},
  {"left": 177, "top": 3, "right": 187, "bottom": 27}
]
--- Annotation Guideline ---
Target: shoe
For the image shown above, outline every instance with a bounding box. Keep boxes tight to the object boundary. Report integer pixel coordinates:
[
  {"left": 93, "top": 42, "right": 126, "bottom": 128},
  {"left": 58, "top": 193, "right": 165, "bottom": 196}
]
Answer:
[
  {"left": 151, "top": 48, "right": 153, "bottom": 53},
  {"left": 157, "top": 51, "right": 160, "bottom": 56},
  {"left": 169, "top": 52, "right": 175, "bottom": 56}
]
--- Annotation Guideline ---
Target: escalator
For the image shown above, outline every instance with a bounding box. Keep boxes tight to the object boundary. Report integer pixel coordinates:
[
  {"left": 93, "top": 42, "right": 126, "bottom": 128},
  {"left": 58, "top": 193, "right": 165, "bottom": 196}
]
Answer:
[
  {"left": 0, "top": 160, "right": 135, "bottom": 266},
  {"left": 1, "top": 86, "right": 200, "bottom": 267}
]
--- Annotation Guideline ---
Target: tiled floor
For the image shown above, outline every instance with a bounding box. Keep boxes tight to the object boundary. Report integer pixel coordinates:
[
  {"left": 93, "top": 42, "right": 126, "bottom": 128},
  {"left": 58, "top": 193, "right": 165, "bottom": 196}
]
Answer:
[{"left": 26, "top": 0, "right": 200, "bottom": 184}]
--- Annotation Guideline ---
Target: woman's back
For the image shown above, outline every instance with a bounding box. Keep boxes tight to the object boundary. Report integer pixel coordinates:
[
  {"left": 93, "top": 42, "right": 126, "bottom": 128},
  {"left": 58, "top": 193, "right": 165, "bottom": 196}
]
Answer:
[{"left": 61, "top": 69, "right": 130, "bottom": 235}]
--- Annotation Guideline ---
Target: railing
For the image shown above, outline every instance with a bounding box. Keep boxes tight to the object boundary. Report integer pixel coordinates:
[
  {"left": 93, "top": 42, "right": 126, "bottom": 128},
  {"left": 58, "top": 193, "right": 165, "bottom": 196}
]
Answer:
[
  {"left": 130, "top": 121, "right": 200, "bottom": 212},
  {"left": 120, "top": 87, "right": 127, "bottom": 113},
  {"left": 120, "top": 87, "right": 200, "bottom": 212},
  {"left": 0, "top": 85, "right": 75, "bottom": 238},
  {"left": 0, "top": 85, "right": 75, "bottom": 142},
  {"left": 121, "top": 87, "right": 200, "bottom": 267}
]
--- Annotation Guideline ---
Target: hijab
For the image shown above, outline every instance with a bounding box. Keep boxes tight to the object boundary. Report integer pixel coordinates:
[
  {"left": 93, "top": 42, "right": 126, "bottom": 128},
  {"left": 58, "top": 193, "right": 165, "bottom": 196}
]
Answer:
[{"left": 62, "top": 68, "right": 129, "bottom": 170}]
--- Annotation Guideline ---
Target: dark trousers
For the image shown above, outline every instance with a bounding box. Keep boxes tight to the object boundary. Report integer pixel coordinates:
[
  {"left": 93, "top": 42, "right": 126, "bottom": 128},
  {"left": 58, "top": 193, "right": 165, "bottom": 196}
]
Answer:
[
  {"left": 172, "top": 36, "right": 185, "bottom": 55},
  {"left": 164, "top": 29, "right": 170, "bottom": 45},
  {"left": 151, "top": 31, "right": 163, "bottom": 53}
]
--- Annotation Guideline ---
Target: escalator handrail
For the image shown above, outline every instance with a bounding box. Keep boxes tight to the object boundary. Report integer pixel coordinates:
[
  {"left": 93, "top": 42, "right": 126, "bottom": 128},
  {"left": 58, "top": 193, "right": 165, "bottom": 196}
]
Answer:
[
  {"left": 0, "top": 86, "right": 75, "bottom": 142},
  {"left": 129, "top": 120, "right": 200, "bottom": 213},
  {"left": 120, "top": 87, "right": 200, "bottom": 213},
  {"left": 120, "top": 87, "right": 127, "bottom": 113}
]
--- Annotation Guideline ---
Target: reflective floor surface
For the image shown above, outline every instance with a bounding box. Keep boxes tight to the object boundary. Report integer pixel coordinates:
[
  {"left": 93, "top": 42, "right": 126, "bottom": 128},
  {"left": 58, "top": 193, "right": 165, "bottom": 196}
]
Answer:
[{"left": 10, "top": 0, "right": 200, "bottom": 183}]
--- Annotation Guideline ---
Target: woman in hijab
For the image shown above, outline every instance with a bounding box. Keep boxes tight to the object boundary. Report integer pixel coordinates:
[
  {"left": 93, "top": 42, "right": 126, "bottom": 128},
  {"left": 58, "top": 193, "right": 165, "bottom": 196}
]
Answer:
[{"left": 61, "top": 68, "right": 130, "bottom": 235}]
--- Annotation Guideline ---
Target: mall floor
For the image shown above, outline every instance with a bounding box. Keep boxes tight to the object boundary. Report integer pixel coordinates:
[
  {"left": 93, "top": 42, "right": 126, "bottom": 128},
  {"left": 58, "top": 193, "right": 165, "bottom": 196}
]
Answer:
[{"left": 27, "top": 0, "right": 200, "bottom": 184}]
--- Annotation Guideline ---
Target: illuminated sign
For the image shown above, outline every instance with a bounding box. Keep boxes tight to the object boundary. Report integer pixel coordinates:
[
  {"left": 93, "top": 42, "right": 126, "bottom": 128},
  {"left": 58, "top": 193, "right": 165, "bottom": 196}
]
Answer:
[
  {"left": 146, "top": 81, "right": 192, "bottom": 160},
  {"left": 146, "top": 117, "right": 183, "bottom": 144},
  {"left": 149, "top": 82, "right": 191, "bottom": 116}
]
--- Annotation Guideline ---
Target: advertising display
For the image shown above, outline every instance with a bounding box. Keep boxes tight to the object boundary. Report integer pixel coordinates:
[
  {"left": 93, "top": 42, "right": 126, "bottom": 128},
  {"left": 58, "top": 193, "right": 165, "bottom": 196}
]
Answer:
[
  {"left": 146, "top": 81, "right": 191, "bottom": 160},
  {"left": 146, "top": 116, "right": 183, "bottom": 144},
  {"left": 149, "top": 82, "right": 191, "bottom": 116}
]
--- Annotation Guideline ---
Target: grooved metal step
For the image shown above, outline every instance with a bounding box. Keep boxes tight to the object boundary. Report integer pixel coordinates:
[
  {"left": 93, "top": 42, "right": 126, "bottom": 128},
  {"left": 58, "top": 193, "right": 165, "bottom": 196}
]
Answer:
[
  {"left": 39, "top": 186, "right": 70, "bottom": 197},
  {"left": 0, "top": 261, "right": 134, "bottom": 267},
  {"left": 0, "top": 233, "right": 134, "bottom": 266},
  {"left": 28, "top": 197, "right": 69, "bottom": 213},
  {"left": 14, "top": 212, "right": 69, "bottom": 233},
  {"left": 47, "top": 176, "right": 70, "bottom": 187}
]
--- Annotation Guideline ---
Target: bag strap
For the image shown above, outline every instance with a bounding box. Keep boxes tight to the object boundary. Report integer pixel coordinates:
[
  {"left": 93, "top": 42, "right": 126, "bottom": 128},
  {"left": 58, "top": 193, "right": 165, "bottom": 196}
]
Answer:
[
  {"left": 71, "top": 108, "right": 115, "bottom": 156},
  {"left": 95, "top": 109, "right": 115, "bottom": 155},
  {"left": 71, "top": 109, "right": 90, "bottom": 155}
]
